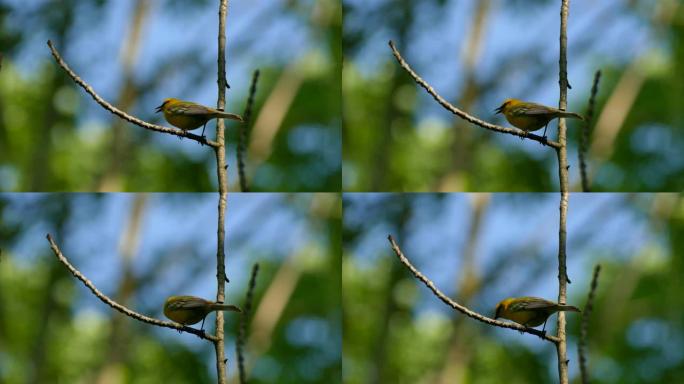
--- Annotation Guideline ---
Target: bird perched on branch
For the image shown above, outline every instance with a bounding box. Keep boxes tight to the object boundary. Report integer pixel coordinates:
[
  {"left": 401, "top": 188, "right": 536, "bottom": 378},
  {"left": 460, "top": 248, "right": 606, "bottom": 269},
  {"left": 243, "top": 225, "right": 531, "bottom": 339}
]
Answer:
[
  {"left": 494, "top": 296, "right": 580, "bottom": 332},
  {"left": 164, "top": 295, "right": 241, "bottom": 329},
  {"left": 495, "top": 99, "right": 584, "bottom": 138},
  {"left": 155, "top": 98, "right": 243, "bottom": 138}
]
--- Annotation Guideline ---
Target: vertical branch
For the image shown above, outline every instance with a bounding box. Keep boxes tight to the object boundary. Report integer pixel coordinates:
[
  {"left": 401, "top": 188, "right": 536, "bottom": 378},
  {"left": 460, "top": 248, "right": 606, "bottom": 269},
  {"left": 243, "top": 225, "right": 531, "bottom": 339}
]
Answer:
[
  {"left": 579, "top": 70, "right": 601, "bottom": 192},
  {"left": 236, "top": 263, "right": 260, "bottom": 384},
  {"left": 556, "top": 1, "right": 571, "bottom": 383},
  {"left": 579, "top": 265, "right": 601, "bottom": 384},
  {"left": 237, "top": 69, "right": 260, "bottom": 192},
  {"left": 215, "top": 1, "right": 230, "bottom": 383}
]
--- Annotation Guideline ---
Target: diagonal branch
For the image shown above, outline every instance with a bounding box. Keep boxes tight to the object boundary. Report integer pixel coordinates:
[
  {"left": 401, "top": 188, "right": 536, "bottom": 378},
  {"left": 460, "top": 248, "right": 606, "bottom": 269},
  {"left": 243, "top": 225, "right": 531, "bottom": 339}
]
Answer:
[
  {"left": 236, "top": 263, "right": 260, "bottom": 384},
  {"left": 388, "top": 235, "right": 559, "bottom": 344},
  {"left": 46, "top": 234, "right": 217, "bottom": 342},
  {"left": 46, "top": 40, "right": 219, "bottom": 148},
  {"left": 237, "top": 69, "right": 260, "bottom": 192},
  {"left": 579, "top": 70, "right": 601, "bottom": 192},
  {"left": 579, "top": 264, "right": 601, "bottom": 384},
  {"left": 388, "top": 40, "right": 561, "bottom": 149}
]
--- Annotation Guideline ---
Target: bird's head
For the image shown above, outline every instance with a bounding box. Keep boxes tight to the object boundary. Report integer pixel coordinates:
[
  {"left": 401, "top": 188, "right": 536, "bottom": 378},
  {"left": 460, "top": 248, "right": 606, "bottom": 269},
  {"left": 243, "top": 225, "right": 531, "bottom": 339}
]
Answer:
[
  {"left": 494, "top": 298, "right": 513, "bottom": 319},
  {"left": 155, "top": 98, "right": 177, "bottom": 113},
  {"left": 494, "top": 302, "right": 503, "bottom": 319},
  {"left": 495, "top": 98, "right": 518, "bottom": 114}
]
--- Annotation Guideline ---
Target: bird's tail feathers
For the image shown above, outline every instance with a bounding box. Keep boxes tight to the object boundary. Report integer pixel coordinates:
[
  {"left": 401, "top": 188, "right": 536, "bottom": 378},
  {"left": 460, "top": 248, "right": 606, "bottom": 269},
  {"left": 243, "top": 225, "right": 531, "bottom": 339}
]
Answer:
[
  {"left": 209, "top": 303, "right": 242, "bottom": 312},
  {"left": 557, "top": 304, "right": 581, "bottom": 312},
  {"left": 214, "top": 110, "right": 244, "bottom": 122},
  {"left": 558, "top": 111, "right": 584, "bottom": 121}
]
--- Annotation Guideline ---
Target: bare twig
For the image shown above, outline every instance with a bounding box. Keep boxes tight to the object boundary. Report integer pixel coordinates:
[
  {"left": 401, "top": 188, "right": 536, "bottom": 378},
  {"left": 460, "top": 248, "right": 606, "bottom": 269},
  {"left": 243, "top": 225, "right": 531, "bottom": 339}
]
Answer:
[
  {"left": 388, "top": 40, "right": 561, "bottom": 149},
  {"left": 214, "top": 1, "right": 231, "bottom": 382},
  {"left": 237, "top": 69, "right": 260, "bottom": 192},
  {"left": 556, "top": 1, "right": 572, "bottom": 383},
  {"left": 237, "top": 263, "right": 260, "bottom": 384},
  {"left": 46, "top": 234, "right": 217, "bottom": 342},
  {"left": 387, "top": 235, "right": 559, "bottom": 344},
  {"left": 579, "top": 70, "right": 601, "bottom": 192},
  {"left": 46, "top": 40, "right": 219, "bottom": 148},
  {"left": 579, "top": 264, "right": 601, "bottom": 384}
]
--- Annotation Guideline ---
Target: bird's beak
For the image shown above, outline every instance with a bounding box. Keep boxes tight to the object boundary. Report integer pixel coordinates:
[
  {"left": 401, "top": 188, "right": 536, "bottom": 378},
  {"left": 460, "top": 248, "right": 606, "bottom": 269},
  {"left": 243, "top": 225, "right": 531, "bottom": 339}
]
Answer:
[
  {"left": 494, "top": 104, "right": 504, "bottom": 114},
  {"left": 155, "top": 102, "right": 165, "bottom": 113}
]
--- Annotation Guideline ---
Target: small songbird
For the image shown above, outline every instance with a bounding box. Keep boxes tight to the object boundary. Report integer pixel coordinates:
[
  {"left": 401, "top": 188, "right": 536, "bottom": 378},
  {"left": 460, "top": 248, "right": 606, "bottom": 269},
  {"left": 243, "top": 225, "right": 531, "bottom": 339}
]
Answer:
[
  {"left": 495, "top": 98, "right": 584, "bottom": 138},
  {"left": 494, "top": 296, "right": 580, "bottom": 332},
  {"left": 163, "top": 295, "right": 241, "bottom": 330},
  {"left": 155, "top": 98, "right": 243, "bottom": 138}
]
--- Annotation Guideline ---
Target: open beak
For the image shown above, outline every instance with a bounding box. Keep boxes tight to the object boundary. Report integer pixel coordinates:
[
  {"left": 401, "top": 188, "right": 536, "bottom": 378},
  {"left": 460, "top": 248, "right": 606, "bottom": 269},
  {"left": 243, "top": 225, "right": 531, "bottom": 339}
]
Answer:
[
  {"left": 494, "top": 104, "right": 504, "bottom": 114},
  {"left": 155, "top": 102, "right": 165, "bottom": 113}
]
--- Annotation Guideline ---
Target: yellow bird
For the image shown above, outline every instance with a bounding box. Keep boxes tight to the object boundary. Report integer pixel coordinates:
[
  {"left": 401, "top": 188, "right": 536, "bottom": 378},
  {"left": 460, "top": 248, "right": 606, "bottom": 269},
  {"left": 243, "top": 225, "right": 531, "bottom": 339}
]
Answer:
[
  {"left": 495, "top": 98, "right": 584, "bottom": 138},
  {"left": 494, "top": 296, "right": 580, "bottom": 332},
  {"left": 155, "top": 98, "right": 243, "bottom": 138},
  {"left": 164, "top": 295, "right": 241, "bottom": 329}
]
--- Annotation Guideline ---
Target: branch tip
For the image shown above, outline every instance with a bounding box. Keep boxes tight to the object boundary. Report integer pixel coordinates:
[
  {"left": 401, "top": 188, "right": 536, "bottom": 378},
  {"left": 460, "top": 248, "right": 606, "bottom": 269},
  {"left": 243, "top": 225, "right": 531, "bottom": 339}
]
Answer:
[
  {"left": 388, "top": 41, "right": 560, "bottom": 148},
  {"left": 45, "top": 41, "right": 219, "bottom": 148},
  {"left": 45, "top": 235, "right": 217, "bottom": 342},
  {"left": 387, "top": 234, "right": 559, "bottom": 344}
]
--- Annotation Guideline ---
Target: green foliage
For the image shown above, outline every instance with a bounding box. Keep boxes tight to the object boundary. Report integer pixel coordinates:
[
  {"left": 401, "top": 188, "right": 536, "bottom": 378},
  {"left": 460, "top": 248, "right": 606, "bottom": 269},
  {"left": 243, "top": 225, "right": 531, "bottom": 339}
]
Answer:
[
  {"left": 0, "top": 193, "right": 342, "bottom": 383},
  {"left": 0, "top": 1, "right": 340, "bottom": 192},
  {"left": 342, "top": 193, "right": 684, "bottom": 383},
  {"left": 343, "top": 0, "right": 684, "bottom": 191}
]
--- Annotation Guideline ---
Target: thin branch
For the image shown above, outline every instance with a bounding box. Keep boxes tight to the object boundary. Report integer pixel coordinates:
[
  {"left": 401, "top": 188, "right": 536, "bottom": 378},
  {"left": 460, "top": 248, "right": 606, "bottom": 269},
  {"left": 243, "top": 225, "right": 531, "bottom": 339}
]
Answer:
[
  {"left": 388, "top": 40, "right": 561, "bottom": 149},
  {"left": 46, "top": 40, "right": 219, "bottom": 148},
  {"left": 46, "top": 234, "right": 217, "bottom": 342},
  {"left": 579, "top": 264, "right": 601, "bottom": 384},
  {"left": 556, "top": 1, "right": 571, "bottom": 383},
  {"left": 387, "top": 235, "right": 559, "bottom": 344},
  {"left": 579, "top": 70, "right": 601, "bottom": 192},
  {"left": 237, "top": 263, "right": 260, "bottom": 384},
  {"left": 214, "top": 0, "right": 231, "bottom": 382},
  {"left": 237, "top": 69, "right": 260, "bottom": 192}
]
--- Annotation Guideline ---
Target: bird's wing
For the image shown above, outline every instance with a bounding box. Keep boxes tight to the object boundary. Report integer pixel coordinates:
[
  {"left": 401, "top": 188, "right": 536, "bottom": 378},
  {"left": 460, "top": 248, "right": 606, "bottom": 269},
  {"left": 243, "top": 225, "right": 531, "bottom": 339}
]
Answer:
[
  {"left": 515, "top": 103, "right": 558, "bottom": 115},
  {"left": 520, "top": 298, "right": 556, "bottom": 310},
  {"left": 170, "top": 298, "right": 206, "bottom": 309},
  {"left": 172, "top": 103, "right": 213, "bottom": 116}
]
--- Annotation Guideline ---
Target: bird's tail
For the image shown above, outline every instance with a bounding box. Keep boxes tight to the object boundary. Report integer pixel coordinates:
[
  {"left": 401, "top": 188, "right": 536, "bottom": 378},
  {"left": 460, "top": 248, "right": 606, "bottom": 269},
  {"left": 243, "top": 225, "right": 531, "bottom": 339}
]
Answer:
[
  {"left": 557, "top": 304, "right": 581, "bottom": 313},
  {"left": 557, "top": 111, "right": 584, "bottom": 121},
  {"left": 213, "top": 110, "right": 244, "bottom": 122},
  {"left": 209, "top": 303, "right": 242, "bottom": 312}
]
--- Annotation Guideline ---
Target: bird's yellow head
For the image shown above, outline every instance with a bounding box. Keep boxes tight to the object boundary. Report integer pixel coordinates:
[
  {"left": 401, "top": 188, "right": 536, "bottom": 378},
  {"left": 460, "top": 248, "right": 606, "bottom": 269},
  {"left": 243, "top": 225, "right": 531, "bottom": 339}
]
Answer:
[
  {"left": 495, "top": 98, "right": 520, "bottom": 114},
  {"left": 494, "top": 298, "right": 513, "bottom": 319},
  {"left": 155, "top": 98, "right": 179, "bottom": 113}
]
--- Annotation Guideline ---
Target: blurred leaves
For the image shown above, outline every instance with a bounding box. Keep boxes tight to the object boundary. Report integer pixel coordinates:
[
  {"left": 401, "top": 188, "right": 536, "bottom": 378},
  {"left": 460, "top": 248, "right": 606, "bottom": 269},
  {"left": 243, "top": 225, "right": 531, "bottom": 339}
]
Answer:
[
  {"left": 343, "top": 193, "right": 684, "bottom": 383},
  {"left": 343, "top": 0, "right": 684, "bottom": 191},
  {"left": 0, "top": 193, "right": 341, "bottom": 383},
  {"left": 0, "top": 0, "right": 340, "bottom": 192}
]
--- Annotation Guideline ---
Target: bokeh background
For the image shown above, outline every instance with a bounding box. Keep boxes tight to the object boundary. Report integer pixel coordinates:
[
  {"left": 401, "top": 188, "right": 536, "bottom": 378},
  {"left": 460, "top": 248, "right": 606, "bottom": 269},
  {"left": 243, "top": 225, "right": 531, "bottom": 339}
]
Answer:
[
  {"left": 0, "top": 0, "right": 341, "bottom": 192},
  {"left": 343, "top": 193, "right": 683, "bottom": 383},
  {"left": 0, "top": 193, "right": 341, "bottom": 383},
  {"left": 343, "top": 0, "right": 684, "bottom": 191}
]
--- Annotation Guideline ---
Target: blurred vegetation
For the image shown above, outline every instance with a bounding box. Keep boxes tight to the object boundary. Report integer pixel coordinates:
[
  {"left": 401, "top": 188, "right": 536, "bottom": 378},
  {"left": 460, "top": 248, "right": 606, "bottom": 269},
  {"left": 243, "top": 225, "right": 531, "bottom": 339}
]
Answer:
[
  {"left": 342, "top": 193, "right": 684, "bottom": 383},
  {"left": 0, "top": 0, "right": 341, "bottom": 192},
  {"left": 343, "top": 0, "right": 684, "bottom": 191},
  {"left": 0, "top": 193, "right": 342, "bottom": 383}
]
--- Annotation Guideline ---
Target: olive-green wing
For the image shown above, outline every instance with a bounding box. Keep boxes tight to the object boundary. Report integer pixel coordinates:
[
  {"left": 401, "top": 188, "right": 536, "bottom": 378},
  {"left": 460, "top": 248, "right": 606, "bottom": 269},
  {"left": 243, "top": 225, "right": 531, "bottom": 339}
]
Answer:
[
  {"left": 512, "top": 103, "right": 559, "bottom": 116},
  {"left": 169, "top": 103, "right": 213, "bottom": 116},
  {"left": 514, "top": 297, "right": 557, "bottom": 310},
  {"left": 168, "top": 298, "right": 208, "bottom": 310}
]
